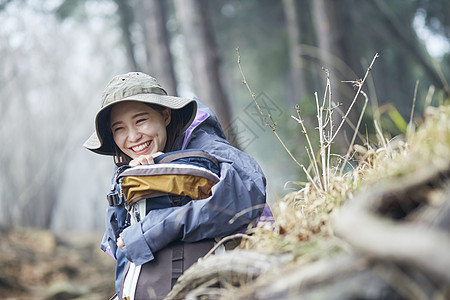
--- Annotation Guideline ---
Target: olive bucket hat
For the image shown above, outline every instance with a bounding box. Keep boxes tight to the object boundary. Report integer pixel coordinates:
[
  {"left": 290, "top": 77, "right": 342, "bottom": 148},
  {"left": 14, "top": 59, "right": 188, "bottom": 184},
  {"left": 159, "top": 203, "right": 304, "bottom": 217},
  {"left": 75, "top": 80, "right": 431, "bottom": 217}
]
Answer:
[{"left": 83, "top": 72, "right": 197, "bottom": 156}]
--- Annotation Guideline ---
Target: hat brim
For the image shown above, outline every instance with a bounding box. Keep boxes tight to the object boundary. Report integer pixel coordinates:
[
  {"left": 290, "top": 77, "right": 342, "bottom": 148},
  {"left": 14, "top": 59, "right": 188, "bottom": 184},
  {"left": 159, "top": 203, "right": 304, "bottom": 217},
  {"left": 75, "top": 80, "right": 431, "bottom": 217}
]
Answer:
[{"left": 83, "top": 94, "right": 197, "bottom": 156}]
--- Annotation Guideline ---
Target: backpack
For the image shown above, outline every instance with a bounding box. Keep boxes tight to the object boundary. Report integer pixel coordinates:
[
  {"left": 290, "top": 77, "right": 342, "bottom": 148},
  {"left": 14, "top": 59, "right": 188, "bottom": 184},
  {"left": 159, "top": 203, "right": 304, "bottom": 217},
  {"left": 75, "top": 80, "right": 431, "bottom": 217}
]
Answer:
[
  {"left": 107, "top": 150, "right": 220, "bottom": 214},
  {"left": 109, "top": 150, "right": 221, "bottom": 299}
]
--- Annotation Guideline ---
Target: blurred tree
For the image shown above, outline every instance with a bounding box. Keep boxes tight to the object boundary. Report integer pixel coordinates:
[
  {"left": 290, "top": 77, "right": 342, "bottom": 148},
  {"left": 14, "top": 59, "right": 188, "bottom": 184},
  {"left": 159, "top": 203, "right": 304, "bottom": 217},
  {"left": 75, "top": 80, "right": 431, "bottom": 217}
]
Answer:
[
  {"left": 369, "top": 0, "right": 448, "bottom": 96},
  {"left": 114, "top": 0, "right": 139, "bottom": 70},
  {"left": 0, "top": 0, "right": 12, "bottom": 11},
  {"left": 173, "top": 0, "right": 233, "bottom": 131},
  {"left": 414, "top": 0, "right": 450, "bottom": 40},
  {"left": 137, "top": 0, "right": 178, "bottom": 95},
  {"left": 0, "top": 1, "right": 122, "bottom": 230},
  {"left": 305, "top": 0, "right": 449, "bottom": 143},
  {"left": 311, "top": 0, "right": 362, "bottom": 150},
  {"left": 0, "top": 21, "right": 87, "bottom": 228},
  {"left": 282, "top": 0, "right": 307, "bottom": 106}
]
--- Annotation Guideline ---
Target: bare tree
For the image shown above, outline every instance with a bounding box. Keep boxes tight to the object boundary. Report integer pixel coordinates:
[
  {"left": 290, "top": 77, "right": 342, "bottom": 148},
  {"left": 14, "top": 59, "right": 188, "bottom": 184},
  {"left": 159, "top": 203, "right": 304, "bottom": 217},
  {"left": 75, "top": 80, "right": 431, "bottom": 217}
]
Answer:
[
  {"left": 0, "top": 3, "right": 117, "bottom": 230},
  {"left": 173, "top": 0, "right": 233, "bottom": 131},
  {"left": 115, "top": 0, "right": 139, "bottom": 71},
  {"left": 137, "top": 0, "right": 178, "bottom": 95},
  {"left": 282, "top": 0, "right": 308, "bottom": 106},
  {"left": 312, "top": 0, "right": 362, "bottom": 151}
]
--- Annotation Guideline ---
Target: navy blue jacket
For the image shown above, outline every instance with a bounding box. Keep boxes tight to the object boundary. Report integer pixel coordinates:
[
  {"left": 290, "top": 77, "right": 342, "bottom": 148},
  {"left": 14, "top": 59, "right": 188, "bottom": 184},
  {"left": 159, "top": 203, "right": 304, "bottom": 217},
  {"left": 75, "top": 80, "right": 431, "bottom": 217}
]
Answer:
[{"left": 101, "top": 101, "right": 267, "bottom": 292}]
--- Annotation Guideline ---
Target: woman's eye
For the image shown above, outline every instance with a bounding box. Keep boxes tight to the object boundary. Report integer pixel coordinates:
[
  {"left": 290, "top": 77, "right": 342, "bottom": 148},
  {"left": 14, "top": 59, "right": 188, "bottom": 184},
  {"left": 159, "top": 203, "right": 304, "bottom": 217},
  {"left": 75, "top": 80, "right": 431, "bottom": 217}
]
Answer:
[
  {"left": 113, "top": 127, "right": 123, "bottom": 132},
  {"left": 136, "top": 118, "right": 147, "bottom": 124}
]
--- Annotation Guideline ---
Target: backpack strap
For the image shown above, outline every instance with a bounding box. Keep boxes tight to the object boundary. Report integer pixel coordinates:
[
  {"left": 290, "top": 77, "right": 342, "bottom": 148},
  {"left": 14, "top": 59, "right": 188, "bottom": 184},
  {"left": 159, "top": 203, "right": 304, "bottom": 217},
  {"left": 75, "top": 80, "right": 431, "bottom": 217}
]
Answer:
[
  {"left": 157, "top": 150, "right": 219, "bottom": 167},
  {"left": 119, "top": 261, "right": 131, "bottom": 300},
  {"left": 171, "top": 242, "right": 184, "bottom": 288}
]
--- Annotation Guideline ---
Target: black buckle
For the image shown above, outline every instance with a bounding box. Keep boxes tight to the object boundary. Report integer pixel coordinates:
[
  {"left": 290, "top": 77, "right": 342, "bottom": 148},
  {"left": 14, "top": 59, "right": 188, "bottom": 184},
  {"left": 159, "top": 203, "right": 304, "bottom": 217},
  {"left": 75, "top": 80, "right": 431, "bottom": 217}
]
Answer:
[{"left": 107, "top": 192, "right": 122, "bottom": 206}]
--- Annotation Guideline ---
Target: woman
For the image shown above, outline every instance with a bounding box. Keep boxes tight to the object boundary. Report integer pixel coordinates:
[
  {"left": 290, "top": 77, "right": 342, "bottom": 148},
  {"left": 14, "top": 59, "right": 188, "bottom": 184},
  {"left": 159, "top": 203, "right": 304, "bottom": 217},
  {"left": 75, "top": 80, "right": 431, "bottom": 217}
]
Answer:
[{"left": 84, "top": 72, "right": 268, "bottom": 299}]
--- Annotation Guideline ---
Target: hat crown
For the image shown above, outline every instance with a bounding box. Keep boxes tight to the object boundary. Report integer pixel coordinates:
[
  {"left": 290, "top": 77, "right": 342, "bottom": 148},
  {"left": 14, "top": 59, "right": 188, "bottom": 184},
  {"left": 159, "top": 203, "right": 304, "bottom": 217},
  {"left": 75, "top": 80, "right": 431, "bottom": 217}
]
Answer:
[{"left": 101, "top": 72, "right": 167, "bottom": 108}]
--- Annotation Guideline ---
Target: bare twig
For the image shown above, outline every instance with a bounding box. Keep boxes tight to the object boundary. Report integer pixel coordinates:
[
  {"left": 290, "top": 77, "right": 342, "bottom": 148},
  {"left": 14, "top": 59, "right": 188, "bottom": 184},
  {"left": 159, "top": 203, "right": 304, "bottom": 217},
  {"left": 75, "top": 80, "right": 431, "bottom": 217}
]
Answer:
[
  {"left": 407, "top": 80, "right": 419, "bottom": 138},
  {"left": 292, "top": 106, "right": 322, "bottom": 185},
  {"left": 316, "top": 91, "right": 328, "bottom": 192},
  {"left": 328, "top": 53, "right": 379, "bottom": 146},
  {"left": 340, "top": 90, "right": 369, "bottom": 175},
  {"left": 325, "top": 71, "right": 333, "bottom": 189},
  {"left": 374, "top": 119, "right": 390, "bottom": 157},
  {"left": 237, "top": 48, "right": 321, "bottom": 192},
  {"left": 203, "top": 233, "right": 255, "bottom": 259},
  {"left": 333, "top": 103, "right": 368, "bottom": 145},
  {"left": 424, "top": 85, "right": 435, "bottom": 109},
  {"left": 228, "top": 203, "right": 267, "bottom": 225}
]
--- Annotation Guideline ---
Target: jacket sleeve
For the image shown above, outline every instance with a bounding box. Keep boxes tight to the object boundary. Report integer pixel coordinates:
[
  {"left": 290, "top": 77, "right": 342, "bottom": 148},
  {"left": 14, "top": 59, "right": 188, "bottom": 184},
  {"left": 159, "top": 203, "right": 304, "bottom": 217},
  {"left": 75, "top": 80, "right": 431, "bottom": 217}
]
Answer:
[{"left": 119, "top": 117, "right": 267, "bottom": 266}]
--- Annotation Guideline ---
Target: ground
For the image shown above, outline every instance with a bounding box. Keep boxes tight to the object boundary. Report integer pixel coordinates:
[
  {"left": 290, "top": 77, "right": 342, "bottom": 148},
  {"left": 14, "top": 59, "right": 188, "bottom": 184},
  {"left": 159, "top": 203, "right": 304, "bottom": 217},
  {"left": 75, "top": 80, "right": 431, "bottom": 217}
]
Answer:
[{"left": 0, "top": 227, "right": 116, "bottom": 300}]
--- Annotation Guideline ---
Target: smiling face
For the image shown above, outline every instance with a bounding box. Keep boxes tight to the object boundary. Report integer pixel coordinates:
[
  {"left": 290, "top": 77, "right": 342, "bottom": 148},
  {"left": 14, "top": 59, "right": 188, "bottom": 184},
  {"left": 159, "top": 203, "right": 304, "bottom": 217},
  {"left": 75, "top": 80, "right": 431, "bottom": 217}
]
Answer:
[{"left": 110, "top": 101, "right": 171, "bottom": 159}]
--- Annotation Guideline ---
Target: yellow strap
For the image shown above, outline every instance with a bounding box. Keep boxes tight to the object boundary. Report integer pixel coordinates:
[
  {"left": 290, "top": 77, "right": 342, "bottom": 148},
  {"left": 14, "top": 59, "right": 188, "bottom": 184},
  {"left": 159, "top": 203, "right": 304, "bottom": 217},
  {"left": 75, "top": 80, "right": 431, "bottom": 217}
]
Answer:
[{"left": 122, "top": 174, "right": 216, "bottom": 203}]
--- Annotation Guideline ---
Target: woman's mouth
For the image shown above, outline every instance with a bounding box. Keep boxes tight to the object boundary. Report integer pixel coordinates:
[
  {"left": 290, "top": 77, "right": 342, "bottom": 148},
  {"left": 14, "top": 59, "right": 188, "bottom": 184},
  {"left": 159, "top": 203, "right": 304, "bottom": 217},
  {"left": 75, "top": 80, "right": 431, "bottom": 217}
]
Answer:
[{"left": 131, "top": 141, "right": 151, "bottom": 153}]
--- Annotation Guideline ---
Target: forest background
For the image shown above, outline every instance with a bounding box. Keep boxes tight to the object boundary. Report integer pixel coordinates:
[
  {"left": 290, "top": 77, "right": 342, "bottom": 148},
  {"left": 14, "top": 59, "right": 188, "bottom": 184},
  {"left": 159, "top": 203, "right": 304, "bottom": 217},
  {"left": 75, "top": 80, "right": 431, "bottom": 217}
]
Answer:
[{"left": 0, "top": 0, "right": 449, "bottom": 234}]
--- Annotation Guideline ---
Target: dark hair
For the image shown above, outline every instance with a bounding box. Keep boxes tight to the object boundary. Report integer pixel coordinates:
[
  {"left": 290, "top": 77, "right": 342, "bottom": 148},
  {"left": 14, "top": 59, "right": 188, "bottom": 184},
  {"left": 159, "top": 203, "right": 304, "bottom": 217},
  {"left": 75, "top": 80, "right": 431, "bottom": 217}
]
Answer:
[{"left": 109, "top": 103, "right": 185, "bottom": 165}]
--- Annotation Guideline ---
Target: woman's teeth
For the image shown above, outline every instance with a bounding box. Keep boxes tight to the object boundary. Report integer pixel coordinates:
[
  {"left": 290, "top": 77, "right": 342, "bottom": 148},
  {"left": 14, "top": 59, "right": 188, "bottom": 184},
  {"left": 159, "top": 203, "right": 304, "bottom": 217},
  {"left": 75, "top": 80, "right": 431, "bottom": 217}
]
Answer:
[{"left": 132, "top": 142, "right": 150, "bottom": 152}]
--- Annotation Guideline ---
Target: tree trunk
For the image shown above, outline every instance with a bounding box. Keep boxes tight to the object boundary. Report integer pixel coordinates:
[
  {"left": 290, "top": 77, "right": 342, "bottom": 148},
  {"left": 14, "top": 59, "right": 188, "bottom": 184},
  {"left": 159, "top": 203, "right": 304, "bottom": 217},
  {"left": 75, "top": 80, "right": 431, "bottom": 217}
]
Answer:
[
  {"left": 282, "top": 0, "right": 308, "bottom": 106},
  {"left": 173, "top": 0, "right": 233, "bottom": 131},
  {"left": 312, "top": 0, "right": 362, "bottom": 152},
  {"left": 138, "top": 0, "right": 178, "bottom": 95},
  {"left": 115, "top": 0, "right": 139, "bottom": 71}
]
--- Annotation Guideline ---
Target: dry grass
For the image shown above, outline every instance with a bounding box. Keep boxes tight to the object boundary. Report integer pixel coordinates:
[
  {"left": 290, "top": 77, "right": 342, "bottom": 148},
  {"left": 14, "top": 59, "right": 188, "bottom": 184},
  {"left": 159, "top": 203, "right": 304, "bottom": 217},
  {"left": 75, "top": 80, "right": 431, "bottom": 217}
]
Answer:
[
  {"left": 241, "top": 104, "right": 450, "bottom": 266},
  {"left": 236, "top": 50, "right": 450, "bottom": 267}
]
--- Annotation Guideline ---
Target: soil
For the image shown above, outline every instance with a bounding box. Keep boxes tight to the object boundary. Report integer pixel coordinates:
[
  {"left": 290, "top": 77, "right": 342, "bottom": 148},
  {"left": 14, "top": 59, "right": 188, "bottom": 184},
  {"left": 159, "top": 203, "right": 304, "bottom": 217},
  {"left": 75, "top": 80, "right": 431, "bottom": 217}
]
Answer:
[{"left": 0, "top": 227, "right": 116, "bottom": 300}]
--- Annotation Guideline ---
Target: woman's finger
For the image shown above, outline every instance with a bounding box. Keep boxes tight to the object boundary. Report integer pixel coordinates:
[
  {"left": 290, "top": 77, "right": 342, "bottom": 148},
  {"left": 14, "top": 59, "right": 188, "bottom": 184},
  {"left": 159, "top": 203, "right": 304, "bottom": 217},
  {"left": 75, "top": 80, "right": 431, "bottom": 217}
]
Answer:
[{"left": 129, "top": 154, "right": 156, "bottom": 166}]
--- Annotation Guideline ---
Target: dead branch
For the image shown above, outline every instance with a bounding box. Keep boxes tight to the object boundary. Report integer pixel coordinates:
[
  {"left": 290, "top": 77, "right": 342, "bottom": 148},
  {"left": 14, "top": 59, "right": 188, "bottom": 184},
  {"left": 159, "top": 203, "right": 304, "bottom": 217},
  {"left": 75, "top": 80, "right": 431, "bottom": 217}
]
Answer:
[{"left": 235, "top": 254, "right": 371, "bottom": 299}]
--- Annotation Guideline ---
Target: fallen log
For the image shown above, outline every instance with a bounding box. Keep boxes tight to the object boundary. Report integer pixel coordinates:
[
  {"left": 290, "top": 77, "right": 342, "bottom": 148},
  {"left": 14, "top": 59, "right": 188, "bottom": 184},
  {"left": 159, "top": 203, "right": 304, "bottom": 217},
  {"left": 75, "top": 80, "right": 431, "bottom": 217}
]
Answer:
[
  {"left": 166, "top": 250, "right": 293, "bottom": 300},
  {"left": 333, "top": 162, "right": 450, "bottom": 285}
]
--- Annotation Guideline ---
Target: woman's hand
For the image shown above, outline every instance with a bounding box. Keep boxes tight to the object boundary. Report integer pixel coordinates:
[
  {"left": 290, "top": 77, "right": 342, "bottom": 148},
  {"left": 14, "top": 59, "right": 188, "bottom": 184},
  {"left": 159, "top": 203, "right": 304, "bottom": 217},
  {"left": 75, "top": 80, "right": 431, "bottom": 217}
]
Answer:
[
  {"left": 129, "top": 152, "right": 164, "bottom": 167},
  {"left": 117, "top": 237, "right": 125, "bottom": 249}
]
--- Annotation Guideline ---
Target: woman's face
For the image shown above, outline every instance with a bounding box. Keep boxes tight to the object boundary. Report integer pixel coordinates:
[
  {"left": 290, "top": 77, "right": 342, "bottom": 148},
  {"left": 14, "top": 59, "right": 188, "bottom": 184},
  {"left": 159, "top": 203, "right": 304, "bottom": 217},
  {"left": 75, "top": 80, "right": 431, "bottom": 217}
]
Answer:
[{"left": 110, "top": 101, "right": 171, "bottom": 159}]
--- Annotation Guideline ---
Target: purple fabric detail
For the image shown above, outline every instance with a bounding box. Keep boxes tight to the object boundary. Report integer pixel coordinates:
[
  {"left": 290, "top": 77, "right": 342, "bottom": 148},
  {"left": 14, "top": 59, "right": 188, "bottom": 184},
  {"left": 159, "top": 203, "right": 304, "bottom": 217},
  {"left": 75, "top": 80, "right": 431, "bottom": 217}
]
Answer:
[
  {"left": 252, "top": 203, "right": 275, "bottom": 228},
  {"left": 259, "top": 203, "right": 275, "bottom": 223},
  {"left": 235, "top": 203, "right": 274, "bottom": 234},
  {"left": 105, "top": 245, "right": 116, "bottom": 260},
  {"left": 182, "top": 110, "right": 209, "bottom": 150}
]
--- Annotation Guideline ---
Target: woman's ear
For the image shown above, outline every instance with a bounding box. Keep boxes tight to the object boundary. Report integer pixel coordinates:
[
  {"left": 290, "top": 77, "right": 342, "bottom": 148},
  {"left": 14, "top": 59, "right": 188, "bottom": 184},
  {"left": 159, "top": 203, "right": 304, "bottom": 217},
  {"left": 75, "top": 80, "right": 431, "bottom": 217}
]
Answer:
[{"left": 163, "top": 108, "right": 171, "bottom": 126}]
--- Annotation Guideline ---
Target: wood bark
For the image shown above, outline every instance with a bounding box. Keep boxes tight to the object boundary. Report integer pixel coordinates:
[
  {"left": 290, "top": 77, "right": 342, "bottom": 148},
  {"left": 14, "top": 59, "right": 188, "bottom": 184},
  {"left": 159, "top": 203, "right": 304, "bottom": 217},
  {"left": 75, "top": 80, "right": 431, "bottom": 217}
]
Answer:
[{"left": 138, "top": 0, "right": 178, "bottom": 95}]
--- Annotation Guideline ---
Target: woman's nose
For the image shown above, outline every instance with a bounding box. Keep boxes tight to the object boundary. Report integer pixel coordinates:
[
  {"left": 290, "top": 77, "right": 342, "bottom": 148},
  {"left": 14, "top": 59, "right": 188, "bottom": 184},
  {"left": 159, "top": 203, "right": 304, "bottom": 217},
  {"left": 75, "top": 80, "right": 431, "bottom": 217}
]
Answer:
[{"left": 128, "top": 127, "right": 142, "bottom": 142}]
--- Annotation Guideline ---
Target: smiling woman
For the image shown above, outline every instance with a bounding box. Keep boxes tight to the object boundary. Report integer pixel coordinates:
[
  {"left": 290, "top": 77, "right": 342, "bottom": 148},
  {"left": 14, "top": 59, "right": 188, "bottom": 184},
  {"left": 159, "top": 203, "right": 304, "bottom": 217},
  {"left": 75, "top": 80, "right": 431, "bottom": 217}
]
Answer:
[
  {"left": 110, "top": 101, "right": 171, "bottom": 163},
  {"left": 83, "top": 72, "right": 270, "bottom": 299}
]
